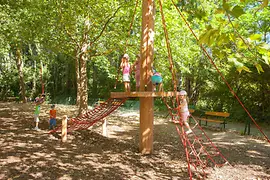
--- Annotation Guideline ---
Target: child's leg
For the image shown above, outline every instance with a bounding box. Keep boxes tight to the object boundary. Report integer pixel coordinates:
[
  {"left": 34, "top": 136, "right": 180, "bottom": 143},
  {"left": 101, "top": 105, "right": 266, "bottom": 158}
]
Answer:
[
  {"left": 158, "top": 83, "right": 163, "bottom": 92},
  {"left": 124, "top": 82, "right": 128, "bottom": 92},
  {"left": 181, "top": 112, "right": 192, "bottom": 133},
  {"left": 34, "top": 115, "right": 39, "bottom": 127},
  {"left": 184, "top": 121, "right": 192, "bottom": 131},
  {"left": 153, "top": 83, "right": 157, "bottom": 91},
  {"left": 49, "top": 119, "right": 52, "bottom": 129},
  {"left": 52, "top": 118, "right": 56, "bottom": 129},
  {"left": 127, "top": 82, "right": 130, "bottom": 92},
  {"left": 34, "top": 115, "right": 40, "bottom": 130}
]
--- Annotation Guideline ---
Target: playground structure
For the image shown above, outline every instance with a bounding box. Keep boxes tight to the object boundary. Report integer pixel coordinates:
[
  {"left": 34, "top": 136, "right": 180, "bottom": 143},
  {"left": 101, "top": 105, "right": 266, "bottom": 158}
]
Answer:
[{"left": 49, "top": 0, "right": 270, "bottom": 179}]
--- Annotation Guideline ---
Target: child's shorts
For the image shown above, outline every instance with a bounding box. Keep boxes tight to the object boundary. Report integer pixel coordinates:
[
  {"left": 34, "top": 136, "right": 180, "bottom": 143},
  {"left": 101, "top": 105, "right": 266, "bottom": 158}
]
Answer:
[
  {"left": 151, "top": 75, "right": 162, "bottom": 85},
  {"left": 50, "top": 118, "right": 56, "bottom": 127},
  {"left": 180, "top": 111, "right": 190, "bottom": 122},
  {"left": 123, "top": 74, "right": 130, "bottom": 82},
  {"left": 34, "top": 114, "right": 39, "bottom": 122}
]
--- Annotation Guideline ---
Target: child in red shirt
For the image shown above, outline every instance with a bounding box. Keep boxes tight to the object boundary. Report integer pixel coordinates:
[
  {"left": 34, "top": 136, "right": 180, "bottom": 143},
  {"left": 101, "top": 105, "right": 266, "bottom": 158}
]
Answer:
[{"left": 49, "top": 104, "right": 57, "bottom": 129}]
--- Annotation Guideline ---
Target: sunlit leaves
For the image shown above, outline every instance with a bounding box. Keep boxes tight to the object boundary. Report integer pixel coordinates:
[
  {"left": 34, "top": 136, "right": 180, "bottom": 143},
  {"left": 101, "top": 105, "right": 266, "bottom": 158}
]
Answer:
[
  {"left": 262, "top": 55, "right": 269, "bottom": 65},
  {"left": 255, "top": 63, "right": 264, "bottom": 73},
  {"left": 249, "top": 34, "right": 262, "bottom": 41},
  {"left": 228, "top": 57, "right": 251, "bottom": 73},
  {"left": 198, "top": 27, "right": 220, "bottom": 46},
  {"left": 229, "top": 5, "right": 245, "bottom": 18}
]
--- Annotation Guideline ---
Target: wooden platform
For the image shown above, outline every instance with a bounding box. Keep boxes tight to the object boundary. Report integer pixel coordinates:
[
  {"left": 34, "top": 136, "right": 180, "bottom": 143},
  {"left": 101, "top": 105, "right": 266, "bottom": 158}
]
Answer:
[{"left": 111, "top": 91, "right": 181, "bottom": 98}]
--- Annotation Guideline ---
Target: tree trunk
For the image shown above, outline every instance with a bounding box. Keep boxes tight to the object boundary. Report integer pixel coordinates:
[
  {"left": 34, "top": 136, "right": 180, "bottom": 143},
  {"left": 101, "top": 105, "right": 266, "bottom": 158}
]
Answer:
[
  {"left": 78, "top": 52, "right": 88, "bottom": 114},
  {"left": 185, "top": 77, "right": 191, "bottom": 96},
  {"left": 77, "top": 19, "right": 90, "bottom": 114},
  {"left": 53, "top": 62, "right": 56, "bottom": 99},
  {"left": 29, "top": 44, "right": 36, "bottom": 99},
  {"left": 40, "top": 60, "right": 44, "bottom": 94},
  {"left": 15, "top": 47, "right": 27, "bottom": 103},
  {"left": 92, "top": 61, "right": 98, "bottom": 98},
  {"left": 75, "top": 49, "right": 81, "bottom": 106}
]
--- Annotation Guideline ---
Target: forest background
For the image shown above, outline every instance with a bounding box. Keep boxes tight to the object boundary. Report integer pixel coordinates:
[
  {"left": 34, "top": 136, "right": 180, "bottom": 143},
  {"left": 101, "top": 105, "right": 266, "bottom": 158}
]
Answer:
[{"left": 0, "top": 0, "right": 269, "bottom": 125}]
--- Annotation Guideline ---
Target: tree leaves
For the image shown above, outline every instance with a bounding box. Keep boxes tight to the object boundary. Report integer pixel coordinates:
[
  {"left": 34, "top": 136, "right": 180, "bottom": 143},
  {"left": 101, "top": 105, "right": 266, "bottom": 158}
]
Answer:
[
  {"left": 229, "top": 5, "right": 245, "bottom": 18},
  {"left": 249, "top": 34, "right": 262, "bottom": 41},
  {"left": 255, "top": 63, "right": 264, "bottom": 73},
  {"left": 228, "top": 57, "right": 251, "bottom": 73}
]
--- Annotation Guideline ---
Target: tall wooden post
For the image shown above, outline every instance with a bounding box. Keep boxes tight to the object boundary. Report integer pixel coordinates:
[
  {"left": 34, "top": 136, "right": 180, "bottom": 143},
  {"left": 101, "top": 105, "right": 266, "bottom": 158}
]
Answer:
[
  {"left": 61, "top": 115, "right": 68, "bottom": 142},
  {"left": 139, "top": 0, "right": 155, "bottom": 154}
]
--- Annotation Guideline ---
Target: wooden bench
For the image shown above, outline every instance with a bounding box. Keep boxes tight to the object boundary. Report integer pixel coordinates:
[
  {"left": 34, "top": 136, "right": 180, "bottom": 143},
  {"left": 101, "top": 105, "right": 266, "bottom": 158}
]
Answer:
[{"left": 197, "top": 111, "right": 230, "bottom": 129}]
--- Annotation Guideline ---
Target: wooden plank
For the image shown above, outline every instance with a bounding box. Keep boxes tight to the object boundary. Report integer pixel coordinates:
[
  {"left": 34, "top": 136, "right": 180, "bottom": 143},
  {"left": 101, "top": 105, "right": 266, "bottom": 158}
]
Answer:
[
  {"left": 198, "top": 118, "right": 224, "bottom": 123},
  {"left": 205, "top": 111, "right": 230, "bottom": 117},
  {"left": 111, "top": 91, "right": 181, "bottom": 98}
]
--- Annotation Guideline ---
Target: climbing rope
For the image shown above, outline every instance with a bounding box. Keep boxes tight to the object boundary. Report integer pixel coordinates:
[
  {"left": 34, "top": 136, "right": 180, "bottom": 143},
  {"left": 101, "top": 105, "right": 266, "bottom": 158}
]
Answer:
[
  {"left": 158, "top": 0, "right": 177, "bottom": 92},
  {"left": 170, "top": 0, "right": 270, "bottom": 143}
]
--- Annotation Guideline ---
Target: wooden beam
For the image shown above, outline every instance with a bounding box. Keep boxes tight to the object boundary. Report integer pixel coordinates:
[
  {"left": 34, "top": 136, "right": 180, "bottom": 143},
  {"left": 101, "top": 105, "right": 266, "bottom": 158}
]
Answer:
[
  {"left": 111, "top": 91, "right": 181, "bottom": 98},
  {"left": 139, "top": 0, "right": 155, "bottom": 155}
]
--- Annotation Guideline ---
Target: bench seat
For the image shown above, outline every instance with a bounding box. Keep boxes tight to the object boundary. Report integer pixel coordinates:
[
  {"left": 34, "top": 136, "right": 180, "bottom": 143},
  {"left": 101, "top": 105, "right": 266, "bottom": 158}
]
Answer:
[{"left": 197, "top": 111, "right": 230, "bottom": 129}]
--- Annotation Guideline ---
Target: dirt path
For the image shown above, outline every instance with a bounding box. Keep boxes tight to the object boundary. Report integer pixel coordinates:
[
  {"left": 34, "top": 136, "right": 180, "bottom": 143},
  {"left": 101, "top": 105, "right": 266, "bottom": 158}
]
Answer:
[{"left": 0, "top": 102, "right": 270, "bottom": 180}]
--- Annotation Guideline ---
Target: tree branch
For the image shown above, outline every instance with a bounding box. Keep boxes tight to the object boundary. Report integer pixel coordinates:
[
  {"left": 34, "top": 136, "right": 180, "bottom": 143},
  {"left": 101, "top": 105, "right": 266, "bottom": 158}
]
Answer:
[{"left": 90, "top": 6, "right": 122, "bottom": 46}]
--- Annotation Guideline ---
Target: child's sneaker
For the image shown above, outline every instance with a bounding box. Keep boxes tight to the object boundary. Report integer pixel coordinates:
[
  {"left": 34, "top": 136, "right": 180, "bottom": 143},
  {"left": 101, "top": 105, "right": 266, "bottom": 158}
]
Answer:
[
  {"left": 186, "top": 130, "right": 192, "bottom": 134},
  {"left": 33, "top": 127, "right": 40, "bottom": 131}
]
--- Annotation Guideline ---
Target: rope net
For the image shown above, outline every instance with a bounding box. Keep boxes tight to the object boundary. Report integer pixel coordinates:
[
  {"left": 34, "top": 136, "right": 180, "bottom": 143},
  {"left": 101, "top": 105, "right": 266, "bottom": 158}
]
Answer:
[
  {"left": 162, "top": 96, "right": 231, "bottom": 179},
  {"left": 49, "top": 98, "right": 126, "bottom": 133}
]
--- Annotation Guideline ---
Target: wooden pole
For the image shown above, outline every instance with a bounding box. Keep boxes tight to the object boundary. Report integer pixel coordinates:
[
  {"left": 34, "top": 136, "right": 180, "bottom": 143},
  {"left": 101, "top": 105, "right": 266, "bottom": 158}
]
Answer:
[
  {"left": 61, "top": 115, "right": 68, "bottom": 142},
  {"left": 102, "top": 119, "right": 107, "bottom": 137},
  {"left": 139, "top": 0, "right": 155, "bottom": 154}
]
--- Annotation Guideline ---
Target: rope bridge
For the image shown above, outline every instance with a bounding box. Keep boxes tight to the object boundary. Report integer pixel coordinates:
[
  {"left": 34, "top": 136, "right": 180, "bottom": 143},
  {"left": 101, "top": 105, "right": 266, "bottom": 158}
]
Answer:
[{"left": 49, "top": 98, "right": 126, "bottom": 134}]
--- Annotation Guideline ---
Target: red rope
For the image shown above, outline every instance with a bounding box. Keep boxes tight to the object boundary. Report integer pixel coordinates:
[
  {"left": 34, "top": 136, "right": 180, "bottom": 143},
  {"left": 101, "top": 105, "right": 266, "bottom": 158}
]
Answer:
[
  {"left": 49, "top": 98, "right": 126, "bottom": 134},
  {"left": 158, "top": 0, "right": 177, "bottom": 92},
  {"left": 171, "top": 0, "right": 270, "bottom": 143},
  {"left": 158, "top": 0, "right": 181, "bottom": 112}
]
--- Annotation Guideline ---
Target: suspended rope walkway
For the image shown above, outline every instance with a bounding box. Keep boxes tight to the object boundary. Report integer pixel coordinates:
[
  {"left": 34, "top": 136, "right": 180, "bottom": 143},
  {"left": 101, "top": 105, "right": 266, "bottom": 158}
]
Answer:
[{"left": 49, "top": 98, "right": 126, "bottom": 134}]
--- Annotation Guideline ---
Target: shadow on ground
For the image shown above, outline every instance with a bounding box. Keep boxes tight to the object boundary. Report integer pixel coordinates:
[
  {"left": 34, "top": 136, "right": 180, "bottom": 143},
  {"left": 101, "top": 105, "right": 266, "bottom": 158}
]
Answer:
[{"left": 0, "top": 102, "right": 269, "bottom": 180}]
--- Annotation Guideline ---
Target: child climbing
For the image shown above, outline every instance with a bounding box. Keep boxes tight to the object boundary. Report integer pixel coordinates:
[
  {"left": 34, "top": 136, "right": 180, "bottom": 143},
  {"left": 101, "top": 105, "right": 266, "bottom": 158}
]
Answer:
[
  {"left": 176, "top": 90, "right": 192, "bottom": 134},
  {"left": 132, "top": 54, "right": 141, "bottom": 91},
  {"left": 120, "top": 53, "right": 131, "bottom": 92},
  {"left": 151, "top": 68, "right": 163, "bottom": 92},
  {"left": 33, "top": 94, "right": 45, "bottom": 131},
  {"left": 49, "top": 104, "right": 57, "bottom": 130}
]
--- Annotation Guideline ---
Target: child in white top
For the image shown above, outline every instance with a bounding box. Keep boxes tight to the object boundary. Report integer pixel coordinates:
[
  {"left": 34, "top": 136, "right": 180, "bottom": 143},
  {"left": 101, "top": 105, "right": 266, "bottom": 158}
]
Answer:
[{"left": 176, "top": 90, "right": 192, "bottom": 134}]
